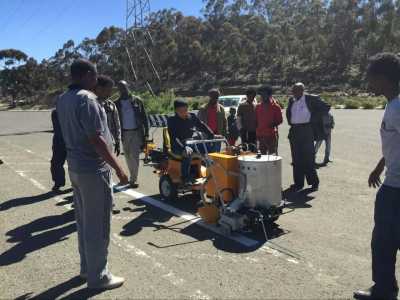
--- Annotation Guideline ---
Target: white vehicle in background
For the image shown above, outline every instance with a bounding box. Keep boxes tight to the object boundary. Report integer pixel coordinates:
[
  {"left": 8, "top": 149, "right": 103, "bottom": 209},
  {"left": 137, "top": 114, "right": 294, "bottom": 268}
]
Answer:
[{"left": 218, "top": 95, "right": 257, "bottom": 116}]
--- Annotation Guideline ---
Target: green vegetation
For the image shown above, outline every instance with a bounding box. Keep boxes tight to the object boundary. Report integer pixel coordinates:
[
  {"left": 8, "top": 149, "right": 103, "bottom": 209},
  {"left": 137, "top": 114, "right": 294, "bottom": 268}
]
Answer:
[
  {"left": 362, "top": 100, "right": 377, "bottom": 109},
  {"left": 381, "top": 99, "right": 388, "bottom": 109},
  {"left": 275, "top": 98, "right": 286, "bottom": 109},
  {"left": 344, "top": 98, "right": 361, "bottom": 109},
  {"left": 2, "top": 0, "right": 400, "bottom": 109}
]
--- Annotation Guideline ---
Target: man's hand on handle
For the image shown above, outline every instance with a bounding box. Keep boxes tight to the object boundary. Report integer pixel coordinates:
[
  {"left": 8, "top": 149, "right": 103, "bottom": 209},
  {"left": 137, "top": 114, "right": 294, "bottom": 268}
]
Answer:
[{"left": 214, "top": 135, "right": 223, "bottom": 139}]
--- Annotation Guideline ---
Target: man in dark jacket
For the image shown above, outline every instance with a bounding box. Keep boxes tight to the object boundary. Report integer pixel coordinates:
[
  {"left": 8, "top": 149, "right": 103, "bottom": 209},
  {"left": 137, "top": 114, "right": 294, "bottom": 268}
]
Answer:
[
  {"left": 114, "top": 81, "right": 149, "bottom": 188},
  {"left": 286, "top": 83, "right": 331, "bottom": 191},
  {"left": 50, "top": 109, "right": 67, "bottom": 192},
  {"left": 168, "top": 98, "right": 222, "bottom": 188}
]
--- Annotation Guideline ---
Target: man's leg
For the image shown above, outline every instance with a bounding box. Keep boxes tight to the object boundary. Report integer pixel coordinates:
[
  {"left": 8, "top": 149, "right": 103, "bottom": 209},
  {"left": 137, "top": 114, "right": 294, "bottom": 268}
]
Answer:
[
  {"left": 325, "top": 133, "right": 331, "bottom": 161},
  {"left": 266, "top": 136, "right": 277, "bottom": 155},
  {"left": 69, "top": 170, "right": 87, "bottom": 276},
  {"left": 213, "top": 142, "right": 222, "bottom": 152},
  {"left": 314, "top": 140, "right": 322, "bottom": 155},
  {"left": 240, "top": 131, "right": 248, "bottom": 145},
  {"left": 129, "top": 130, "right": 141, "bottom": 183},
  {"left": 257, "top": 137, "right": 267, "bottom": 155},
  {"left": 50, "top": 145, "right": 67, "bottom": 188},
  {"left": 289, "top": 128, "right": 305, "bottom": 187},
  {"left": 300, "top": 125, "right": 319, "bottom": 187},
  {"left": 248, "top": 131, "right": 257, "bottom": 149},
  {"left": 78, "top": 169, "right": 114, "bottom": 287},
  {"left": 371, "top": 185, "right": 400, "bottom": 292},
  {"left": 121, "top": 131, "right": 132, "bottom": 178}
]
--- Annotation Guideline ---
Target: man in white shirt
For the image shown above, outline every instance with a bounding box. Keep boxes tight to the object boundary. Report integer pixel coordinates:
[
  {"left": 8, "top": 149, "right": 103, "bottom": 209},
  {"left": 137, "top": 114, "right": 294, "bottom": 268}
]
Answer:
[
  {"left": 286, "top": 83, "right": 330, "bottom": 191},
  {"left": 354, "top": 53, "right": 400, "bottom": 300},
  {"left": 114, "top": 81, "right": 149, "bottom": 188}
]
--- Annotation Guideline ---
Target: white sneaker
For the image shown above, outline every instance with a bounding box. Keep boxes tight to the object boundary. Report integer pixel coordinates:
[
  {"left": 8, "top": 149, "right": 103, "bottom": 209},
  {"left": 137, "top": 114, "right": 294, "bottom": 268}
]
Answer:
[{"left": 88, "top": 275, "right": 125, "bottom": 290}]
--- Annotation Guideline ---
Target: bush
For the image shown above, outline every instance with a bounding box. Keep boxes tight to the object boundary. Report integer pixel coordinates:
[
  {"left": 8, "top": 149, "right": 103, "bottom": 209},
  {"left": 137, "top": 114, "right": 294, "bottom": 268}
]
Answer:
[
  {"left": 381, "top": 99, "right": 388, "bottom": 109},
  {"left": 344, "top": 98, "right": 360, "bottom": 109},
  {"left": 334, "top": 105, "right": 342, "bottom": 109},
  {"left": 275, "top": 98, "right": 286, "bottom": 109},
  {"left": 321, "top": 92, "right": 334, "bottom": 106},
  {"left": 362, "top": 100, "right": 377, "bottom": 109}
]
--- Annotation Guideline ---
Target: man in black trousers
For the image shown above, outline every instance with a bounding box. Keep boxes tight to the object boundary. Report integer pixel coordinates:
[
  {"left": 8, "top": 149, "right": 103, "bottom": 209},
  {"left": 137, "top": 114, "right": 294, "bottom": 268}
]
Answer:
[
  {"left": 286, "top": 83, "right": 330, "bottom": 191},
  {"left": 50, "top": 109, "right": 67, "bottom": 192}
]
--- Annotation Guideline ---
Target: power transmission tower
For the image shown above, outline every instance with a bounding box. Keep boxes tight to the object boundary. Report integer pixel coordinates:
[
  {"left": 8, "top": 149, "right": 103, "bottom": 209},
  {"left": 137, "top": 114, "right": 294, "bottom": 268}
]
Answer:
[{"left": 125, "top": 0, "right": 159, "bottom": 95}]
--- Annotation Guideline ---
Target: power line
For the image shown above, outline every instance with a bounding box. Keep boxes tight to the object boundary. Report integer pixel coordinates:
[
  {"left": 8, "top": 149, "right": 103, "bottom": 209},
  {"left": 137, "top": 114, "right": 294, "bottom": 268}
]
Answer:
[
  {"left": 0, "top": 0, "right": 26, "bottom": 35},
  {"left": 10, "top": 0, "right": 48, "bottom": 41},
  {"left": 25, "top": 0, "right": 77, "bottom": 47}
]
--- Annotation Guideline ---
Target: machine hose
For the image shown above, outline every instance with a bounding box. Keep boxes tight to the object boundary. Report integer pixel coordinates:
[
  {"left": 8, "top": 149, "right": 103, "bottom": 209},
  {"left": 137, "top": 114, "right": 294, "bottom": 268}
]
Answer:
[{"left": 200, "top": 175, "right": 212, "bottom": 206}]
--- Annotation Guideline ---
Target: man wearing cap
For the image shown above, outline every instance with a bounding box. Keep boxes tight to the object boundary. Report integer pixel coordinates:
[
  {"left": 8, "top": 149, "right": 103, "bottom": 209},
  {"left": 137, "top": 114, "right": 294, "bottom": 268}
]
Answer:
[
  {"left": 168, "top": 98, "right": 222, "bottom": 187},
  {"left": 286, "top": 83, "right": 330, "bottom": 191}
]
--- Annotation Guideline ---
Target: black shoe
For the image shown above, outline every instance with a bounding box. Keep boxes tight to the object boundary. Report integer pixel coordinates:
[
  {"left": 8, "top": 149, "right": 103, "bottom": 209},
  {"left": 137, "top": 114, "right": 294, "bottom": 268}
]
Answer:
[
  {"left": 290, "top": 184, "right": 303, "bottom": 190},
  {"left": 311, "top": 184, "right": 319, "bottom": 191},
  {"left": 354, "top": 286, "right": 398, "bottom": 300},
  {"left": 324, "top": 158, "right": 332, "bottom": 164},
  {"left": 52, "top": 184, "right": 62, "bottom": 192},
  {"left": 129, "top": 181, "right": 139, "bottom": 188}
]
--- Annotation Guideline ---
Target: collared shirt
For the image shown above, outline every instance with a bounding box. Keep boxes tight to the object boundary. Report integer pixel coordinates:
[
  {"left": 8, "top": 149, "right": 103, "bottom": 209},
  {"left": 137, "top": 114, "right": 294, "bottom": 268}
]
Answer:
[
  {"left": 381, "top": 95, "right": 400, "bottom": 188},
  {"left": 121, "top": 96, "right": 138, "bottom": 129},
  {"left": 57, "top": 85, "right": 113, "bottom": 173},
  {"left": 291, "top": 94, "right": 311, "bottom": 124},
  {"left": 207, "top": 104, "right": 218, "bottom": 132}
]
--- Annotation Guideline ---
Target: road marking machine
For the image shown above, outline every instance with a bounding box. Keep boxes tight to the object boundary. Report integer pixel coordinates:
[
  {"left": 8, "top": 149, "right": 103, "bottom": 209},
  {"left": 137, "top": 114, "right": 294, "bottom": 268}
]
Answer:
[{"left": 144, "top": 115, "right": 298, "bottom": 256}]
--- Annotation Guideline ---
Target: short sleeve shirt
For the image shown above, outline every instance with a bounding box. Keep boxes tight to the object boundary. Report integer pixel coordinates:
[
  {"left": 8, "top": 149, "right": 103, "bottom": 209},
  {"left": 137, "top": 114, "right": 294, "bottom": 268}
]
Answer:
[
  {"left": 237, "top": 101, "right": 257, "bottom": 132},
  {"left": 57, "top": 87, "right": 113, "bottom": 173},
  {"left": 381, "top": 95, "right": 400, "bottom": 188}
]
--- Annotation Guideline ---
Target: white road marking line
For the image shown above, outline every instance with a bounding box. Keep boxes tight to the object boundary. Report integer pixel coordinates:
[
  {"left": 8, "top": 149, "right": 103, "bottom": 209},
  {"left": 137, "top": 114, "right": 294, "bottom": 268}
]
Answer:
[
  {"left": 25, "top": 149, "right": 34, "bottom": 154},
  {"left": 111, "top": 234, "right": 211, "bottom": 299},
  {"left": 113, "top": 184, "right": 259, "bottom": 247}
]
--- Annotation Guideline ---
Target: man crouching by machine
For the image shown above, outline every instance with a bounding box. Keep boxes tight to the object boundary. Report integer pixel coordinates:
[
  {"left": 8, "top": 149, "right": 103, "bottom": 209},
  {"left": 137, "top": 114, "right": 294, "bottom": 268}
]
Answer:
[{"left": 167, "top": 98, "right": 222, "bottom": 188}]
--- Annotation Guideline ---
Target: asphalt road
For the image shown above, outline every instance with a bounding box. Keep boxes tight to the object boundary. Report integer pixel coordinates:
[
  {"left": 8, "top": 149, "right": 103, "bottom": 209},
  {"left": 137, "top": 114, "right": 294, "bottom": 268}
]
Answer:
[{"left": 0, "top": 109, "right": 394, "bottom": 299}]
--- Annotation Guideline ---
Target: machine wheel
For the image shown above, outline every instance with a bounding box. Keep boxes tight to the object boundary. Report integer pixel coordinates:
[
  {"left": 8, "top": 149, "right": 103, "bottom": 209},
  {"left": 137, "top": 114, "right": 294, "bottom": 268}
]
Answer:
[{"left": 159, "top": 174, "right": 177, "bottom": 202}]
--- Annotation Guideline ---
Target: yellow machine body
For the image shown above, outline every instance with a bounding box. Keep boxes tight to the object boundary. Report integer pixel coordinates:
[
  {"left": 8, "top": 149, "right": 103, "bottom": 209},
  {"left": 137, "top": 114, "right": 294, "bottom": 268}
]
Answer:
[
  {"left": 198, "top": 204, "right": 221, "bottom": 225},
  {"left": 206, "top": 153, "right": 239, "bottom": 202},
  {"left": 145, "top": 141, "right": 157, "bottom": 157}
]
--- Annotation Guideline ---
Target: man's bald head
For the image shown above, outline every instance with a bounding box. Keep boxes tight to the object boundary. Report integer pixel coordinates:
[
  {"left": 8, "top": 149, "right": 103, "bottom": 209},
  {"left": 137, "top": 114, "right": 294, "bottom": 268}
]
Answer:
[
  {"left": 292, "top": 82, "right": 305, "bottom": 100},
  {"left": 117, "top": 80, "right": 130, "bottom": 99}
]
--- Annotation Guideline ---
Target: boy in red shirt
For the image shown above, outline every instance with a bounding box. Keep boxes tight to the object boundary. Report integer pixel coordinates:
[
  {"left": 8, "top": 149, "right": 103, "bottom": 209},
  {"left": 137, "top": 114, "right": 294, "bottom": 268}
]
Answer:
[{"left": 254, "top": 84, "right": 283, "bottom": 155}]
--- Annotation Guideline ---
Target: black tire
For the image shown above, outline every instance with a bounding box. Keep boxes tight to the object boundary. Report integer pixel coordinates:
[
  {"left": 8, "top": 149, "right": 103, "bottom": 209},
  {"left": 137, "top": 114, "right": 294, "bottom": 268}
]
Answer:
[{"left": 159, "top": 174, "right": 178, "bottom": 202}]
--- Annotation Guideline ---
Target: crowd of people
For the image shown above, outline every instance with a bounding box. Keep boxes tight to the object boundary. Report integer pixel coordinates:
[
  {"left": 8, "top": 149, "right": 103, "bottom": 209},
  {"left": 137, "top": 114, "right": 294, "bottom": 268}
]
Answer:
[{"left": 49, "top": 52, "right": 400, "bottom": 300}]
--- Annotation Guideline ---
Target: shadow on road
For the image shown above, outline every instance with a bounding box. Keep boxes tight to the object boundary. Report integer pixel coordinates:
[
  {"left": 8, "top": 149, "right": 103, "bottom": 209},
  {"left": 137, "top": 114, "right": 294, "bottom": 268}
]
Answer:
[
  {"left": 0, "top": 189, "right": 73, "bottom": 211},
  {"left": 26, "top": 276, "right": 105, "bottom": 300},
  {"left": 6, "top": 210, "right": 75, "bottom": 243},
  {"left": 0, "top": 211, "right": 76, "bottom": 266},
  {"left": 282, "top": 188, "right": 316, "bottom": 209},
  {"left": 0, "top": 130, "right": 53, "bottom": 137}
]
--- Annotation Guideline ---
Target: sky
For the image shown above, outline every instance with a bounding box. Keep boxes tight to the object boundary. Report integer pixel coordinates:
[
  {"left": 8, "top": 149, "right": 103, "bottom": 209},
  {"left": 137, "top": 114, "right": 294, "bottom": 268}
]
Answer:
[{"left": 0, "top": 0, "right": 206, "bottom": 62}]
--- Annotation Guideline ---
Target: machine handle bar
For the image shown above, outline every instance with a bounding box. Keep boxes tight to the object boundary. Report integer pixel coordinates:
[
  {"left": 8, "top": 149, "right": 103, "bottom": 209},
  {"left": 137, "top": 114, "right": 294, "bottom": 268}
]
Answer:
[{"left": 186, "top": 139, "right": 227, "bottom": 145}]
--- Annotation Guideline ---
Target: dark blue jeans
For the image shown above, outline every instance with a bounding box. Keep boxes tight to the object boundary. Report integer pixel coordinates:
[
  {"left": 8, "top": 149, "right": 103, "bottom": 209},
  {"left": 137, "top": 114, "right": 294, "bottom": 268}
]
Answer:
[
  {"left": 372, "top": 184, "right": 400, "bottom": 291},
  {"left": 171, "top": 144, "right": 215, "bottom": 179}
]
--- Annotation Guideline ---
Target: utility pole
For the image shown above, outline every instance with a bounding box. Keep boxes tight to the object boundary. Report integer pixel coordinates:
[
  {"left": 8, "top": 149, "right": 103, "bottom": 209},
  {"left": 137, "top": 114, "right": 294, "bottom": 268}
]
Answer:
[{"left": 124, "top": 0, "right": 159, "bottom": 94}]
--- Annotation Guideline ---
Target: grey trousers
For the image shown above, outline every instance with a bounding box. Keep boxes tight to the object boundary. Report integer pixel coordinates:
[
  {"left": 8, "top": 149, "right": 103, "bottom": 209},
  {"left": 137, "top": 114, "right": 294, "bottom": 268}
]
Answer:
[
  {"left": 122, "top": 130, "right": 141, "bottom": 182},
  {"left": 69, "top": 168, "right": 113, "bottom": 287}
]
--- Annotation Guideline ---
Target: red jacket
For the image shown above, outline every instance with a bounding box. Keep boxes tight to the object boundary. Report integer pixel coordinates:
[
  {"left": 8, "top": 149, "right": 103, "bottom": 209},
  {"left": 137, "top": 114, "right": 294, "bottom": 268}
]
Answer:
[{"left": 254, "top": 99, "right": 283, "bottom": 138}]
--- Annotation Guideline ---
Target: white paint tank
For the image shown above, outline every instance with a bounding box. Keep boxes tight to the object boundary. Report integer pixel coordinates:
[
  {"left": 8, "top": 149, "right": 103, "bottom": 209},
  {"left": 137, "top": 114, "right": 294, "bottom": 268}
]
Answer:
[{"left": 238, "top": 155, "right": 282, "bottom": 208}]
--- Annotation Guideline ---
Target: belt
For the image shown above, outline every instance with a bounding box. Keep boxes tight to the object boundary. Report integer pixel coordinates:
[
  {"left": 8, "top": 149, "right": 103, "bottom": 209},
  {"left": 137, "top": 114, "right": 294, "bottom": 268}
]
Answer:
[
  {"left": 122, "top": 128, "right": 139, "bottom": 131},
  {"left": 291, "top": 122, "right": 311, "bottom": 127}
]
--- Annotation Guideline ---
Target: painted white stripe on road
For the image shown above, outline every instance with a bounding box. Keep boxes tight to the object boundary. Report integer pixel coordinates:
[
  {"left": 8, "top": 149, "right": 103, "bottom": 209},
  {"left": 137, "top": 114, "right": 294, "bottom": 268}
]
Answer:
[{"left": 113, "top": 184, "right": 259, "bottom": 247}]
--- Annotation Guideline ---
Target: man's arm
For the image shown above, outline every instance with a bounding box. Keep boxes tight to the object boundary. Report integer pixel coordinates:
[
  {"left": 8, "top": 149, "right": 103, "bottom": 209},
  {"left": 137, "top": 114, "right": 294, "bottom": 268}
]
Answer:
[
  {"left": 237, "top": 105, "right": 243, "bottom": 131},
  {"left": 286, "top": 98, "right": 292, "bottom": 126},
  {"left": 112, "top": 104, "right": 121, "bottom": 144},
  {"left": 310, "top": 96, "right": 331, "bottom": 124},
  {"left": 167, "top": 117, "right": 185, "bottom": 152},
  {"left": 139, "top": 99, "right": 149, "bottom": 137},
  {"left": 270, "top": 105, "right": 283, "bottom": 128},
  {"left": 87, "top": 133, "right": 128, "bottom": 185},
  {"left": 222, "top": 107, "right": 228, "bottom": 136},
  {"left": 368, "top": 157, "right": 385, "bottom": 188}
]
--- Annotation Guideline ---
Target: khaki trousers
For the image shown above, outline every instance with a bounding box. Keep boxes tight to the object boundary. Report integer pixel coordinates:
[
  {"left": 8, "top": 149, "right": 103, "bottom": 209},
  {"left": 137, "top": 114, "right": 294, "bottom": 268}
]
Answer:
[{"left": 122, "top": 130, "right": 141, "bottom": 182}]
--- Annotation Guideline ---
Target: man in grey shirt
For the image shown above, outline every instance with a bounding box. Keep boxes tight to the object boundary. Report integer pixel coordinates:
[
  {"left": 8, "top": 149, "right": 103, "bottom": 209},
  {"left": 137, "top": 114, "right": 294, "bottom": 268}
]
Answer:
[
  {"left": 57, "top": 59, "right": 128, "bottom": 290},
  {"left": 354, "top": 53, "right": 400, "bottom": 299}
]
